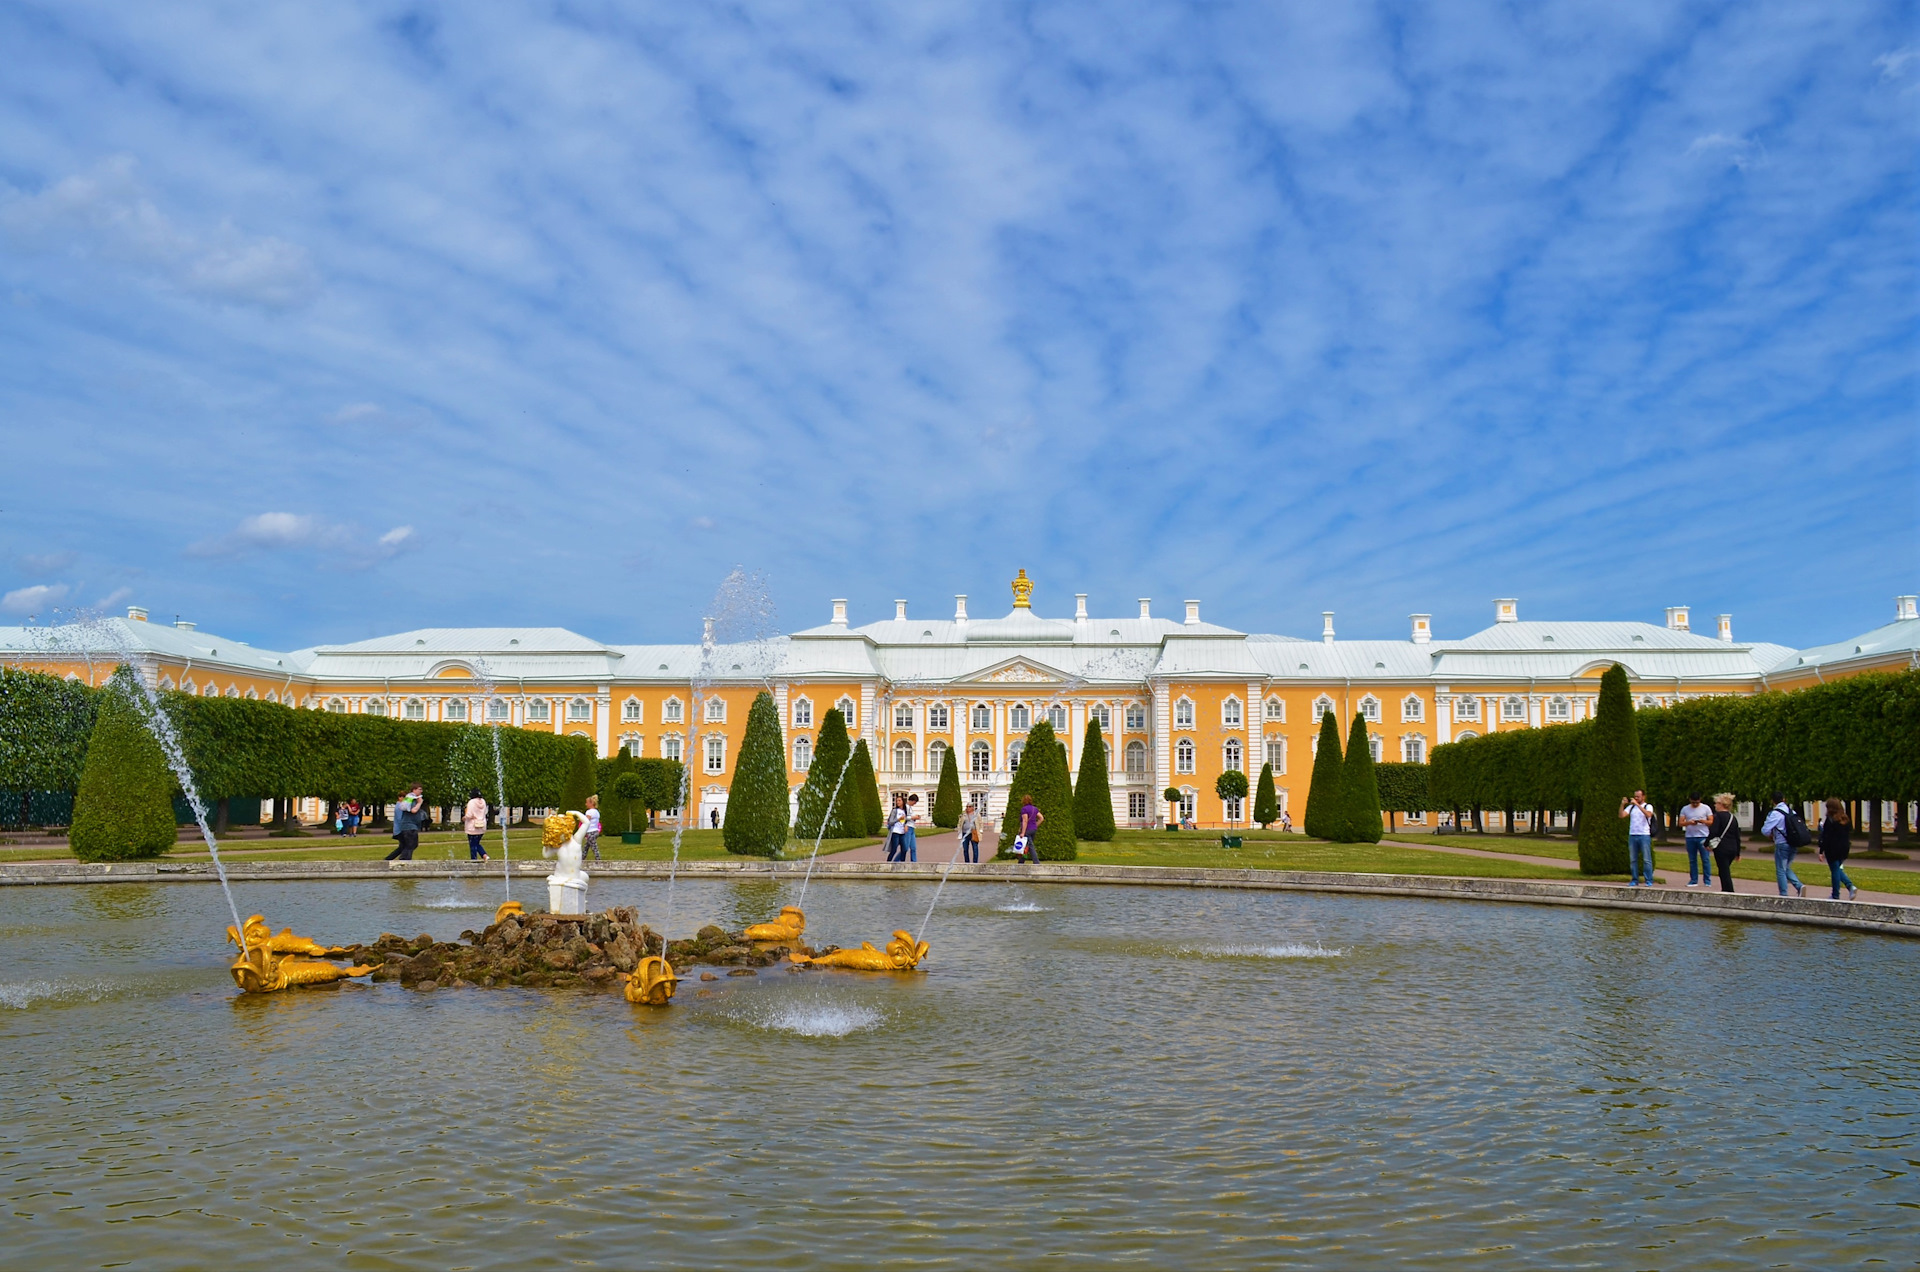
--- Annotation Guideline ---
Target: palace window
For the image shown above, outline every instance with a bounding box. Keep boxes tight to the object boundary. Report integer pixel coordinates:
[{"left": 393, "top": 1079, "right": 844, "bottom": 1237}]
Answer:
[
  {"left": 326, "top": 698, "right": 346, "bottom": 713},
  {"left": 1048, "top": 704, "right": 1067, "bottom": 732},
  {"left": 1125, "top": 704, "right": 1146, "bottom": 731},
  {"left": 1125, "top": 740, "right": 1148, "bottom": 776},
  {"left": 159, "top": 676, "right": 176, "bottom": 691},
  {"left": 1224, "top": 794, "right": 1243, "bottom": 822},
  {"left": 1312, "top": 695, "right": 1335, "bottom": 722},
  {"left": 1547, "top": 696, "right": 1570, "bottom": 721},
  {"left": 1173, "top": 698, "right": 1195, "bottom": 729},
  {"left": 1089, "top": 704, "right": 1110, "bottom": 732},
  {"left": 202, "top": 682, "right": 219, "bottom": 697},
  {"left": 705, "top": 697, "right": 726, "bottom": 723},
  {"left": 226, "top": 686, "right": 240, "bottom": 698},
  {"left": 564, "top": 698, "right": 590, "bottom": 722},
  {"left": 1402, "top": 735, "right": 1426, "bottom": 764},
  {"left": 793, "top": 736, "right": 812, "bottom": 771},
  {"left": 263, "top": 689, "right": 277, "bottom": 703},
  {"left": 1010, "top": 704, "right": 1030, "bottom": 731},
  {"left": 1102, "top": 741, "right": 1112, "bottom": 770},
  {"left": 1265, "top": 738, "right": 1286, "bottom": 774},
  {"left": 1502, "top": 696, "right": 1526, "bottom": 722},
  {"left": 1455, "top": 730, "right": 1477, "bottom": 742},
  {"left": 1639, "top": 695, "right": 1660, "bottom": 710},
  {"left": 1175, "top": 738, "right": 1195, "bottom": 774},
  {"left": 792, "top": 697, "right": 812, "bottom": 728},
  {"left": 928, "top": 704, "right": 948, "bottom": 731},
  {"left": 621, "top": 698, "right": 643, "bottom": 723},
  {"left": 528, "top": 699, "right": 551, "bottom": 722},
  {"left": 366, "top": 698, "right": 385, "bottom": 716},
  {"left": 1401, "top": 695, "right": 1424, "bottom": 723},
  {"left": 1369, "top": 735, "right": 1383, "bottom": 762},
  {"left": 453, "top": 700, "right": 476, "bottom": 722},
  {"left": 1223, "top": 738, "right": 1243, "bottom": 772},
  {"left": 1222, "top": 697, "right": 1242, "bottom": 728},
  {"left": 245, "top": 688, "right": 258, "bottom": 700},
  {"left": 970, "top": 741, "right": 991, "bottom": 775},
  {"left": 836, "top": 696, "right": 855, "bottom": 723},
  {"left": 664, "top": 697, "right": 683, "bottom": 724},
  {"left": 1179, "top": 788, "right": 1196, "bottom": 821},
  {"left": 1454, "top": 698, "right": 1479, "bottom": 723},
  {"left": 405, "top": 698, "right": 425, "bottom": 720},
  {"left": 893, "top": 703, "right": 913, "bottom": 730},
  {"left": 889, "top": 741, "right": 911, "bottom": 775},
  {"left": 1264, "top": 696, "right": 1285, "bottom": 723},
  {"left": 928, "top": 740, "right": 948, "bottom": 773},
  {"left": 663, "top": 737, "right": 683, "bottom": 763},
  {"left": 490, "top": 698, "right": 511, "bottom": 722},
  {"left": 971, "top": 703, "right": 992, "bottom": 731},
  {"left": 621, "top": 733, "right": 643, "bottom": 757},
  {"left": 1009, "top": 741, "right": 1025, "bottom": 770},
  {"left": 1358, "top": 696, "right": 1380, "bottom": 723},
  {"left": 1128, "top": 791, "right": 1149, "bottom": 821},
  {"left": 705, "top": 735, "right": 726, "bottom": 774}
]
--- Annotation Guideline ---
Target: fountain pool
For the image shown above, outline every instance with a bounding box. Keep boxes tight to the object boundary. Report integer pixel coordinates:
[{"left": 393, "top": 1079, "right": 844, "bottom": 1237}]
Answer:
[{"left": 1, "top": 877, "right": 1915, "bottom": 1268}]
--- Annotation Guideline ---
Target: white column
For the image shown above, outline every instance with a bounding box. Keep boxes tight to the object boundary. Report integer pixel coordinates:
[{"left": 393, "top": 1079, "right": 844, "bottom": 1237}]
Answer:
[
  {"left": 1153, "top": 682, "right": 1171, "bottom": 804},
  {"left": 1247, "top": 680, "right": 1261, "bottom": 775},
  {"left": 914, "top": 698, "right": 926, "bottom": 783},
  {"left": 1436, "top": 692, "right": 1453, "bottom": 745},
  {"left": 595, "top": 689, "right": 611, "bottom": 756},
  {"left": 1068, "top": 701, "right": 1083, "bottom": 775},
  {"left": 993, "top": 699, "right": 1005, "bottom": 780}
]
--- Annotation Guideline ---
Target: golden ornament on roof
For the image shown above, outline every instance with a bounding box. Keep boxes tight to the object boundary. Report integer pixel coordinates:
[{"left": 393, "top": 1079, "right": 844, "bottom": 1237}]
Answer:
[{"left": 1011, "top": 568, "right": 1033, "bottom": 609}]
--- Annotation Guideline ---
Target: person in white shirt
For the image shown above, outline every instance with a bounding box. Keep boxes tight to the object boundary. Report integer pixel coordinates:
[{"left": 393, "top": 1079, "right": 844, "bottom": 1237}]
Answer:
[
  {"left": 582, "top": 794, "right": 602, "bottom": 861},
  {"left": 463, "top": 788, "right": 491, "bottom": 861},
  {"left": 1618, "top": 790, "right": 1657, "bottom": 887},
  {"left": 1678, "top": 793, "right": 1714, "bottom": 886}
]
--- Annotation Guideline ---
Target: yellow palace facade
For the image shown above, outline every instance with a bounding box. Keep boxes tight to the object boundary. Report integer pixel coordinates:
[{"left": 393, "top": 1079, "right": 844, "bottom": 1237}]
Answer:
[{"left": 4, "top": 576, "right": 1916, "bottom": 829}]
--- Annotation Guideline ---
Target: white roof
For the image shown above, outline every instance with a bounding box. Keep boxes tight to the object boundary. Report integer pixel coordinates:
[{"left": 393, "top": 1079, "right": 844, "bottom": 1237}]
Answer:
[
  {"left": 1778, "top": 617, "right": 1920, "bottom": 673},
  {"left": 0, "top": 617, "right": 294, "bottom": 676}
]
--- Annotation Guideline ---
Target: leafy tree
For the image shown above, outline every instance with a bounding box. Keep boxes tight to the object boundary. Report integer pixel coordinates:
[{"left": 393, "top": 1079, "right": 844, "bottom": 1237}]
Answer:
[
  {"left": 1341, "top": 714, "right": 1383, "bottom": 843},
  {"left": 1372, "top": 761, "right": 1430, "bottom": 832},
  {"left": 1214, "top": 768, "right": 1249, "bottom": 823},
  {"left": 849, "top": 738, "right": 884, "bottom": 836},
  {"left": 997, "top": 720, "right": 1074, "bottom": 859},
  {"left": 1252, "top": 761, "right": 1278, "bottom": 828},
  {"left": 1578, "top": 664, "right": 1642, "bottom": 875},
  {"left": 611, "top": 771, "right": 648, "bottom": 836},
  {"left": 70, "top": 672, "right": 178, "bottom": 861},
  {"left": 0, "top": 666, "right": 96, "bottom": 827},
  {"left": 597, "top": 746, "right": 638, "bottom": 833},
  {"left": 559, "top": 737, "right": 597, "bottom": 813},
  {"left": 724, "top": 690, "right": 789, "bottom": 856},
  {"left": 1303, "top": 710, "right": 1347, "bottom": 840},
  {"left": 1072, "top": 716, "right": 1116, "bottom": 841},
  {"left": 931, "top": 744, "right": 962, "bottom": 828},
  {"left": 634, "top": 757, "right": 685, "bottom": 825},
  {"left": 1163, "top": 785, "right": 1182, "bottom": 829},
  {"left": 794, "top": 708, "right": 855, "bottom": 840}
]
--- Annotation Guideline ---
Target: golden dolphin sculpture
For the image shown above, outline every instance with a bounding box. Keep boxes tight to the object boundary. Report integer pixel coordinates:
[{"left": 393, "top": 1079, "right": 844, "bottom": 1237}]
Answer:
[
  {"left": 494, "top": 900, "right": 526, "bottom": 926},
  {"left": 791, "top": 930, "right": 928, "bottom": 972},
  {"left": 226, "top": 915, "right": 370, "bottom": 993},
  {"left": 743, "top": 906, "right": 805, "bottom": 942},
  {"left": 226, "top": 914, "right": 348, "bottom": 958},
  {"left": 623, "top": 955, "right": 678, "bottom": 1006}
]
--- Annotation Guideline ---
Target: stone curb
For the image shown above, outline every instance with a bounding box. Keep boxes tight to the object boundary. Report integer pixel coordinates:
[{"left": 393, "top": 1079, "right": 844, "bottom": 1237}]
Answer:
[{"left": 1, "top": 857, "right": 1913, "bottom": 939}]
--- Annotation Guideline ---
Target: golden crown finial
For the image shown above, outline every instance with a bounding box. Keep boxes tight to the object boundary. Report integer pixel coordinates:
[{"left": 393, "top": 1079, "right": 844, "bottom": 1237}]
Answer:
[{"left": 1011, "top": 569, "right": 1033, "bottom": 609}]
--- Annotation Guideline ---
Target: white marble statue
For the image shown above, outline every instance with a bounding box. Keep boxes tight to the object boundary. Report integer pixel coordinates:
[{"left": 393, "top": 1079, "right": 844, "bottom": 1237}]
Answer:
[{"left": 544, "top": 810, "right": 590, "bottom": 915}]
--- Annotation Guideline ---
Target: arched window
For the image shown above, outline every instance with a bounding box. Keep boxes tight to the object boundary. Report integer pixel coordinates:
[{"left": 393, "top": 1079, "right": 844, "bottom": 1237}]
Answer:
[
  {"left": 1455, "top": 730, "right": 1477, "bottom": 742},
  {"left": 893, "top": 741, "right": 914, "bottom": 775},
  {"left": 621, "top": 733, "right": 643, "bottom": 757},
  {"left": 489, "top": 698, "right": 510, "bottom": 722},
  {"left": 1264, "top": 737, "right": 1286, "bottom": 774},
  {"left": 1175, "top": 738, "right": 1195, "bottom": 774},
  {"left": 528, "top": 699, "right": 551, "bottom": 722},
  {"left": 1312, "top": 695, "right": 1335, "bottom": 722},
  {"left": 1179, "top": 787, "right": 1196, "bottom": 821},
  {"left": 1089, "top": 704, "right": 1110, "bottom": 732},
  {"left": 621, "top": 697, "right": 642, "bottom": 722},
  {"left": 1402, "top": 735, "right": 1426, "bottom": 763},
  {"left": 1174, "top": 698, "right": 1195, "bottom": 728},
  {"left": 1102, "top": 741, "right": 1112, "bottom": 770},
  {"left": 1009, "top": 740, "right": 1025, "bottom": 770},
  {"left": 792, "top": 697, "right": 812, "bottom": 728},
  {"left": 1048, "top": 704, "right": 1067, "bottom": 731},
  {"left": 1223, "top": 738, "right": 1242, "bottom": 772},
  {"left": 663, "top": 736, "right": 683, "bottom": 762},
  {"left": 928, "top": 739, "right": 948, "bottom": 772},
  {"left": 894, "top": 703, "right": 914, "bottom": 730},
  {"left": 1368, "top": 735, "right": 1383, "bottom": 762},
  {"left": 1453, "top": 698, "right": 1479, "bottom": 722},
  {"left": 928, "top": 704, "right": 948, "bottom": 731},
  {"left": 704, "top": 735, "right": 726, "bottom": 774},
  {"left": 1222, "top": 697, "right": 1242, "bottom": 727},
  {"left": 663, "top": 697, "right": 683, "bottom": 723},
  {"left": 835, "top": 696, "right": 855, "bottom": 723},
  {"left": 1358, "top": 696, "right": 1380, "bottom": 723},
  {"left": 704, "top": 697, "right": 726, "bottom": 723},
  {"left": 404, "top": 698, "right": 425, "bottom": 720},
  {"left": 568, "top": 698, "right": 592, "bottom": 722},
  {"left": 1546, "top": 696, "right": 1570, "bottom": 720},
  {"left": 363, "top": 697, "right": 383, "bottom": 715},
  {"left": 970, "top": 741, "right": 991, "bottom": 775},
  {"left": 793, "top": 736, "right": 812, "bottom": 771},
  {"left": 971, "top": 703, "right": 992, "bottom": 731},
  {"left": 326, "top": 697, "right": 346, "bottom": 713},
  {"left": 1500, "top": 696, "right": 1525, "bottom": 721},
  {"left": 1264, "top": 696, "right": 1285, "bottom": 723},
  {"left": 1009, "top": 704, "right": 1030, "bottom": 731},
  {"left": 1638, "top": 695, "right": 1660, "bottom": 710},
  {"left": 1401, "top": 695, "right": 1424, "bottom": 722},
  {"left": 446, "top": 699, "right": 468, "bottom": 721},
  {"left": 1125, "top": 740, "right": 1148, "bottom": 776},
  {"left": 1125, "top": 703, "right": 1146, "bottom": 731}
]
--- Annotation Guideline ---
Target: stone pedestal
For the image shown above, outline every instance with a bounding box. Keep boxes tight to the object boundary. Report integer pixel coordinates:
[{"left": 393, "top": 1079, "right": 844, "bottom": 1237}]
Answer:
[{"left": 548, "top": 875, "right": 588, "bottom": 915}]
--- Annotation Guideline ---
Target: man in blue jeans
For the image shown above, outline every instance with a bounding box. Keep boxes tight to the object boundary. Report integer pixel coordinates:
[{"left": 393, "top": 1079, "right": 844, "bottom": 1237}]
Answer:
[
  {"left": 1678, "top": 792, "right": 1715, "bottom": 886},
  {"left": 1760, "top": 792, "right": 1805, "bottom": 897},
  {"left": 1618, "top": 789, "right": 1656, "bottom": 886}
]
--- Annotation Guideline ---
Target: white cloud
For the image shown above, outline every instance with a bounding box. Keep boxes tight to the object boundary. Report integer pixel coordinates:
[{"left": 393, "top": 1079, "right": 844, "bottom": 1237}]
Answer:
[
  {"left": 1875, "top": 47, "right": 1916, "bottom": 79},
  {"left": 2, "top": 583, "right": 71, "bottom": 614},
  {"left": 94, "top": 586, "right": 134, "bottom": 610},
  {"left": 1685, "top": 133, "right": 1768, "bottom": 171},
  {"left": 188, "top": 513, "right": 413, "bottom": 568},
  {"left": 377, "top": 525, "right": 414, "bottom": 549},
  {"left": 0, "top": 156, "right": 319, "bottom": 309}
]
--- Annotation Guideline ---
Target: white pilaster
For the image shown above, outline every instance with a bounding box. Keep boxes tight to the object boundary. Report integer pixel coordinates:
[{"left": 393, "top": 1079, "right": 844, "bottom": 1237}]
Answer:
[{"left": 595, "top": 689, "right": 611, "bottom": 757}]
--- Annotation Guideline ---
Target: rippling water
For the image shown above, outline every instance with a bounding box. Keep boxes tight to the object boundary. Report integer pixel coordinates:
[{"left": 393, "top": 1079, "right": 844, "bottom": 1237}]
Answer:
[{"left": 1, "top": 876, "right": 1914, "bottom": 1268}]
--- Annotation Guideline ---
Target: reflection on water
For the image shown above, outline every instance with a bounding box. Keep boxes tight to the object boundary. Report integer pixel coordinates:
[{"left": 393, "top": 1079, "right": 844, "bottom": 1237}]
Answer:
[{"left": 0, "top": 877, "right": 1915, "bottom": 1268}]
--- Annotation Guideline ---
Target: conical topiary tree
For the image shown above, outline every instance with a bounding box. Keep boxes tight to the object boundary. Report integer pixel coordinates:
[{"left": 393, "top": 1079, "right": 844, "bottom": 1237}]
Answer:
[
  {"left": 1019, "top": 720, "right": 1077, "bottom": 859},
  {"left": 1253, "top": 761, "right": 1278, "bottom": 828},
  {"left": 794, "top": 707, "right": 853, "bottom": 840},
  {"left": 559, "top": 737, "right": 597, "bottom": 813},
  {"left": 1073, "top": 716, "right": 1116, "bottom": 841},
  {"left": 1303, "top": 710, "right": 1347, "bottom": 840},
  {"left": 724, "top": 690, "right": 789, "bottom": 856},
  {"left": 70, "top": 672, "right": 179, "bottom": 862},
  {"left": 1163, "top": 786, "right": 1182, "bottom": 829},
  {"left": 1578, "top": 663, "right": 1642, "bottom": 875},
  {"left": 931, "top": 744, "right": 962, "bottom": 828},
  {"left": 1341, "top": 714, "right": 1383, "bottom": 843},
  {"left": 599, "top": 745, "right": 640, "bottom": 835},
  {"left": 849, "top": 738, "right": 884, "bottom": 836}
]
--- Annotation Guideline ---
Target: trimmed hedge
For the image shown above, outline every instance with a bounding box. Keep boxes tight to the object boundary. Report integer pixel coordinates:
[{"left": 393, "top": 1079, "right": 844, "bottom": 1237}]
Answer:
[
  {"left": 1253, "top": 761, "right": 1278, "bottom": 828},
  {"left": 69, "top": 670, "right": 177, "bottom": 861},
  {"left": 724, "top": 690, "right": 789, "bottom": 856},
  {"left": 1303, "top": 711, "right": 1346, "bottom": 840},
  {"left": 1341, "top": 714, "right": 1383, "bottom": 844},
  {"left": 932, "top": 744, "right": 962, "bottom": 828},
  {"left": 998, "top": 720, "right": 1076, "bottom": 859},
  {"left": 794, "top": 708, "right": 855, "bottom": 840},
  {"left": 1073, "top": 716, "right": 1116, "bottom": 841},
  {"left": 849, "top": 738, "right": 884, "bottom": 836}
]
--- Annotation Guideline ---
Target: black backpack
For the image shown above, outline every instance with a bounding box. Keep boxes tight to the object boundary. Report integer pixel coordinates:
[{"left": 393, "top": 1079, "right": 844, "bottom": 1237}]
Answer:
[{"left": 1779, "top": 805, "right": 1813, "bottom": 849}]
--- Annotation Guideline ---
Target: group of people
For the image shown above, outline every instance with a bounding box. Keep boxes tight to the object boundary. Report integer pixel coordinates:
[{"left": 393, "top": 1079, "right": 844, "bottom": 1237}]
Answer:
[
  {"left": 330, "top": 799, "right": 362, "bottom": 836},
  {"left": 1622, "top": 790, "right": 1860, "bottom": 900},
  {"left": 885, "top": 793, "right": 921, "bottom": 862},
  {"left": 882, "top": 795, "right": 1013, "bottom": 864}
]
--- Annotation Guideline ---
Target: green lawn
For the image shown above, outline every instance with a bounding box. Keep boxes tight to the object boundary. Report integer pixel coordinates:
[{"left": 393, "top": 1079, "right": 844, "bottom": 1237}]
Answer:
[
  {"left": 0, "top": 827, "right": 879, "bottom": 865},
  {"left": 1074, "top": 832, "right": 1597, "bottom": 880},
  {"left": 1397, "top": 833, "right": 1920, "bottom": 897}
]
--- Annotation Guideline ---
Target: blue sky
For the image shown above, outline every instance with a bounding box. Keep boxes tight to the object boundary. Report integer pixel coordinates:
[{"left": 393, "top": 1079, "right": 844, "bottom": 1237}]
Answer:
[{"left": 1, "top": 1, "right": 1913, "bottom": 652}]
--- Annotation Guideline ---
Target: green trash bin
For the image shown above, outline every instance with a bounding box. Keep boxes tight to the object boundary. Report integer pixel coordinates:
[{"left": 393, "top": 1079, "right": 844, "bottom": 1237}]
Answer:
[
  {"left": 1220, "top": 835, "right": 1243, "bottom": 849},
  {"left": 620, "top": 832, "right": 644, "bottom": 845}
]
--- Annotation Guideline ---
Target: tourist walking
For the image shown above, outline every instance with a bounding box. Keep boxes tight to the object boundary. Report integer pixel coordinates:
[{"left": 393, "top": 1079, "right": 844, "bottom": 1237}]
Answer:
[
  {"left": 885, "top": 794, "right": 907, "bottom": 862},
  {"left": 1679, "top": 792, "right": 1715, "bottom": 886},
  {"left": 906, "top": 794, "right": 920, "bottom": 862},
  {"left": 384, "top": 783, "right": 425, "bottom": 860},
  {"left": 1618, "top": 790, "right": 1656, "bottom": 887},
  {"left": 1015, "top": 795, "right": 1043, "bottom": 862},
  {"left": 463, "top": 788, "right": 491, "bottom": 861},
  {"left": 1707, "top": 793, "right": 1742, "bottom": 893},
  {"left": 959, "top": 800, "right": 981, "bottom": 863},
  {"left": 582, "top": 794, "right": 602, "bottom": 861},
  {"left": 346, "top": 798, "right": 361, "bottom": 836},
  {"left": 1760, "top": 793, "right": 1806, "bottom": 897},
  {"left": 1279, "top": 809, "right": 1292, "bottom": 834},
  {"left": 1817, "top": 798, "right": 1857, "bottom": 901}
]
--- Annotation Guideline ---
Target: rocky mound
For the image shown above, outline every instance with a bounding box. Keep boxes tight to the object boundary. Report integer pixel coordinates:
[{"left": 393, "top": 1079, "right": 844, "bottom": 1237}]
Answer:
[{"left": 339, "top": 906, "right": 819, "bottom": 991}]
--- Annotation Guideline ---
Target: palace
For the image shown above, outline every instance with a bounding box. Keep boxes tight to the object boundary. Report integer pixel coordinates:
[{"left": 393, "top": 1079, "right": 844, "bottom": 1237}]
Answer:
[{"left": 6, "top": 575, "right": 1917, "bottom": 829}]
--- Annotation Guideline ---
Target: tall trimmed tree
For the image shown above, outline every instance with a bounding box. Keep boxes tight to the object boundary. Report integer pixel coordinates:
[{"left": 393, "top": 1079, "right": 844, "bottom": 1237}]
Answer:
[
  {"left": 1341, "top": 714, "right": 1383, "bottom": 843},
  {"left": 1303, "top": 710, "right": 1347, "bottom": 840},
  {"left": 794, "top": 707, "right": 853, "bottom": 840},
  {"left": 1578, "top": 663, "right": 1642, "bottom": 875},
  {"left": 849, "top": 738, "right": 884, "bottom": 835},
  {"left": 1008, "top": 720, "right": 1075, "bottom": 859},
  {"left": 724, "top": 691, "right": 789, "bottom": 856},
  {"left": 598, "top": 746, "right": 641, "bottom": 834},
  {"left": 1253, "top": 761, "right": 1279, "bottom": 828},
  {"left": 1072, "top": 716, "right": 1116, "bottom": 841},
  {"left": 931, "top": 744, "right": 962, "bottom": 828},
  {"left": 70, "top": 673, "right": 178, "bottom": 862},
  {"left": 559, "top": 737, "right": 597, "bottom": 813},
  {"left": 1215, "top": 769, "right": 1250, "bottom": 823}
]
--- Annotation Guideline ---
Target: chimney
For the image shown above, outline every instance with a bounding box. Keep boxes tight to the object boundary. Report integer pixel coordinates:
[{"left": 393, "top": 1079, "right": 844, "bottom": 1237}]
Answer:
[
  {"left": 1322, "top": 612, "right": 1336, "bottom": 644},
  {"left": 1495, "top": 599, "right": 1518, "bottom": 624},
  {"left": 954, "top": 594, "right": 968, "bottom": 625},
  {"left": 1717, "top": 614, "right": 1733, "bottom": 643},
  {"left": 1138, "top": 598, "right": 1151, "bottom": 619},
  {"left": 1184, "top": 600, "right": 1201, "bottom": 625},
  {"left": 1665, "top": 606, "right": 1690, "bottom": 632},
  {"left": 702, "top": 616, "right": 715, "bottom": 645},
  {"left": 1898, "top": 595, "right": 1919, "bottom": 622},
  {"left": 127, "top": 605, "right": 148, "bottom": 622},
  {"left": 1409, "top": 614, "right": 1431, "bottom": 645},
  {"left": 1075, "top": 593, "right": 1088, "bottom": 624},
  {"left": 830, "top": 599, "right": 848, "bottom": 628},
  {"left": 174, "top": 620, "right": 196, "bottom": 632},
  {"left": 894, "top": 599, "right": 908, "bottom": 621}
]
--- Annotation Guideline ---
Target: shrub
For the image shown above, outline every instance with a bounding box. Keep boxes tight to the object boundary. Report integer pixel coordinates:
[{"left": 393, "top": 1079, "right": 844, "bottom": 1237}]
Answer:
[
  {"left": 724, "top": 690, "right": 789, "bottom": 856},
  {"left": 1163, "top": 786, "right": 1181, "bottom": 828},
  {"left": 1578, "top": 664, "right": 1641, "bottom": 875},
  {"left": 69, "top": 672, "right": 178, "bottom": 862},
  {"left": 611, "top": 772, "right": 648, "bottom": 836},
  {"left": 931, "top": 744, "right": 962, "bottom": 828},
  {"left": 1073, "top": 716, "right": 1116, "bottom": 841},
  {"left": 1341, "top": 714, "right": 1383, "bottom": 843},
  {"left": 1215, "top": 769, "right": 1249, "bottom": 805},
  {"left": 559, "top": 737, "right": 597, "bottom": 813},
  {"left": 598, "top": 746, "right": 640, "bottom": 833},
  {"left": 1303, "top": 710, "right": 1346, "bottom": 840},
  {"left": 848, "top": 738, "right": 884, "bottom": 836},
  {"left": 794, "top": 708, "right": 853, "bottom": 840},
  {"left": 634, "top": 757, "right": 685, "bottom": 825},
  {"left": 1252, "top": 762, "right": 1278, "bottom": 828},
  {"left": 1000, "top": 720, "right": 1074, "bottom": 859}
]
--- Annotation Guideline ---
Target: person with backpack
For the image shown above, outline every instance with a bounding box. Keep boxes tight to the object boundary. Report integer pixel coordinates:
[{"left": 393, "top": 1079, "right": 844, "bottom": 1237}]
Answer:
[
  {"left": 1817, "top": 798, "right": 1857, "bottom": 901},
  {"left": 1618, "top": 789, "right": 1657, "bottom": 887},
  {"left": 1761, "top": 792, "right": 1808, "bottom": 897},
  {"left": 1707, "top": 793, "right": 1742, "bottom": 893}
]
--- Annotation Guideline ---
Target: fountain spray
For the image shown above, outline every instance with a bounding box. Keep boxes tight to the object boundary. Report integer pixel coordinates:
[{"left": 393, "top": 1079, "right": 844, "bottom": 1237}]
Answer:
[{"left": 467, "top": 658, "right": 513, "bottom": 900}]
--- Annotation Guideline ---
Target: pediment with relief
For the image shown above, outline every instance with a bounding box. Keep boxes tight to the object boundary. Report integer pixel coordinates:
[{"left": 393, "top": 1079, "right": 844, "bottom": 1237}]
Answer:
[{"left": 981, "top": 661, "right": 1060, "bottom": 684}]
